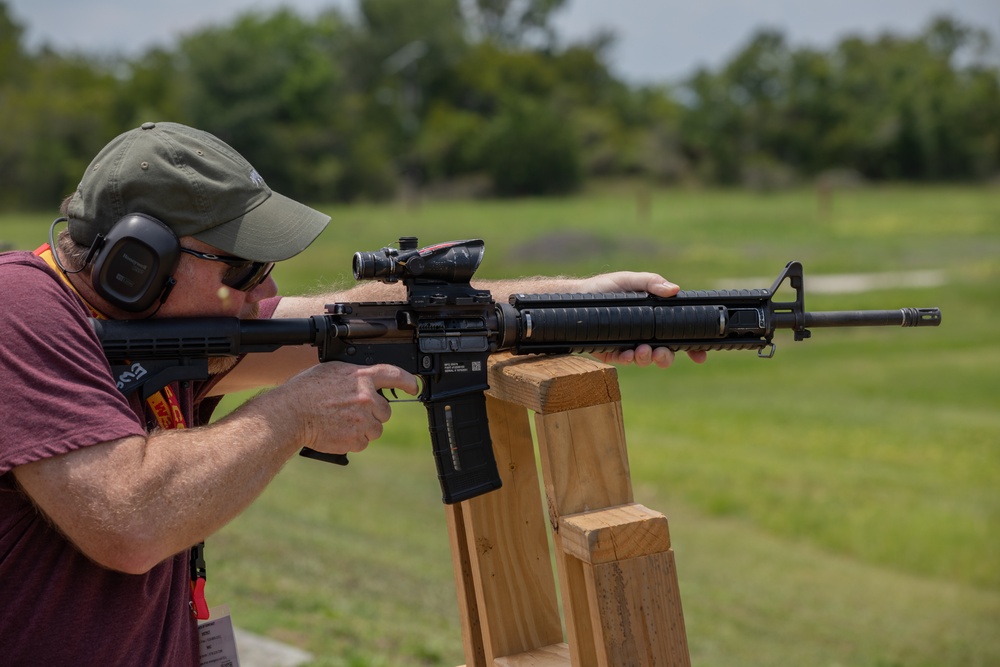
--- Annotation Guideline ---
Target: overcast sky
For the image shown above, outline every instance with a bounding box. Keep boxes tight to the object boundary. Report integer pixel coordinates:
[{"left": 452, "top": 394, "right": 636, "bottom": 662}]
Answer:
[{"left": 7, "top": 0, "right": 1000, "bottom": 83}]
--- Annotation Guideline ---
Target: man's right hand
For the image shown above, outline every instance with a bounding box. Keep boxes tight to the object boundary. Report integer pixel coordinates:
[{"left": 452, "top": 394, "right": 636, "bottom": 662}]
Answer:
[{"left": 273, "top": 362, "right": 419, "bottom": 456}]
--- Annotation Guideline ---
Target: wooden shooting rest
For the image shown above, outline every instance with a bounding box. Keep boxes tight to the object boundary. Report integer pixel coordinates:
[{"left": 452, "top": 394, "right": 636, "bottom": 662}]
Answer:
[{"left": 447, "top": 353, "right": 690, "bottom": 667}]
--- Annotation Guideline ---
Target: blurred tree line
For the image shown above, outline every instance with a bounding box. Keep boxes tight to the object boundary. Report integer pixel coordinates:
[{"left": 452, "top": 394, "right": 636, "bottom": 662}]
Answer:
[{"left": 1, "top": 0, "right": 998, "bottom": 209}]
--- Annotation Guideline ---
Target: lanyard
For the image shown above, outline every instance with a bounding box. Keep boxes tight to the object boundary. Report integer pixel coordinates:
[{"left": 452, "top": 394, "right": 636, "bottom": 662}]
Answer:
[{"left": 34, "top": 243, "right": 210, "bottom": 619}]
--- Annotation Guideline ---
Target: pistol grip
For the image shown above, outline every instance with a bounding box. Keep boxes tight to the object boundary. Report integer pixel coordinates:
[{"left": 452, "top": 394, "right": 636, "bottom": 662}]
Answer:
[{"left": 299, "top": 447, "right": 349, "bottom": 466}]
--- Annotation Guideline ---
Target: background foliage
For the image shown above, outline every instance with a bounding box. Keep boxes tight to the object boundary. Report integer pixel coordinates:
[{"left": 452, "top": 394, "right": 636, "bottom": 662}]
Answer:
[{"left": 1, "top": 0, "right": 998, "bottom": 209}]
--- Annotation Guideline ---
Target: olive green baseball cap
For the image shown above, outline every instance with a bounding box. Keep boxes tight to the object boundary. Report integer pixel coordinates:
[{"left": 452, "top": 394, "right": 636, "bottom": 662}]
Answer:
[{"left": 66, "top": 121, "right": 330, "bottom": 262}]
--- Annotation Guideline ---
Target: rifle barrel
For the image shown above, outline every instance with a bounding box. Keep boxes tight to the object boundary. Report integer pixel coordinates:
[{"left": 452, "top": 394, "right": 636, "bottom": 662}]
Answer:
[{"left": 775, "top": 307, "right": 941, "bottom": 329}]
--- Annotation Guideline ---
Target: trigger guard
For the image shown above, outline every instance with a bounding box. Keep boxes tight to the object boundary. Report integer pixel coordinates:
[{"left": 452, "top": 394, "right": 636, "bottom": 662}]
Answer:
[{"left": 379, "top": 382, "right": 424, "bottom": 403}]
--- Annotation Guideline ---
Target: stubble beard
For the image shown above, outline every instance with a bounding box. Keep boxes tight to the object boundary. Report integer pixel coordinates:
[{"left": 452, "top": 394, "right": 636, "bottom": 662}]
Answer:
[{"left": 207, "top": 302, "right": 261, "bottom": 376}]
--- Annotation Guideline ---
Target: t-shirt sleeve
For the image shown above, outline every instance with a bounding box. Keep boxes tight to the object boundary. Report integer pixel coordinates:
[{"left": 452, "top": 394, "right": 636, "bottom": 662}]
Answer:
[{"left": 0, "top": 260, "right": 145, "bottom": 473}]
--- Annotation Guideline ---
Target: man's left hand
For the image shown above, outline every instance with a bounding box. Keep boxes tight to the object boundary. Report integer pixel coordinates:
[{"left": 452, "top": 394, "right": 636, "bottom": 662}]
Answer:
[{"left": 577, "top": 271, "right": 709, "bottom": 368}]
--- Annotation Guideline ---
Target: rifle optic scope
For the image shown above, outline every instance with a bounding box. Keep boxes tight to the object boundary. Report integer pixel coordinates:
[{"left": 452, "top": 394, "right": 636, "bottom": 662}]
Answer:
[{"left": 353, "top": 237, "right": 485, "bottom": 284}]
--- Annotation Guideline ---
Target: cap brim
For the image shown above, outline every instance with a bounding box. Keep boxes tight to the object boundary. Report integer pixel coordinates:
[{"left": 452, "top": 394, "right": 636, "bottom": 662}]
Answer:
[{"left": 192, "top": 191, "right": 331, "bottom": 262}]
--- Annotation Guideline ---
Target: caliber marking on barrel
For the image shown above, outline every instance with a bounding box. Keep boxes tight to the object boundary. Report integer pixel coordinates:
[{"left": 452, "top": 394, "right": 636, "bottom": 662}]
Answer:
[{"left": 445, "top": 405, "right": 461, "bottom": 471}]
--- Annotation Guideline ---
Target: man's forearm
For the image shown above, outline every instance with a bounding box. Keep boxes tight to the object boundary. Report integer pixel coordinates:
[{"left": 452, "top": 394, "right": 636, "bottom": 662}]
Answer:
[
  {"left": 14, "top": 386, "right": 307, "bottom": 574},
  {"left": 273, "top": 276, "right": 589, "bottom": 319}
]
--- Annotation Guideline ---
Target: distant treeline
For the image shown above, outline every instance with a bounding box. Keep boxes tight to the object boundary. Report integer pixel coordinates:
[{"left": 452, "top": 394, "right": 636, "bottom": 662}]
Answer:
[{"left": 1, "top": 0, "right": 998, "bottom": 208}]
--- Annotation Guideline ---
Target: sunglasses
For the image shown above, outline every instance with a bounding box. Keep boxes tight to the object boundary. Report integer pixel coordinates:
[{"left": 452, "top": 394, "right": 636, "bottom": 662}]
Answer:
[{"left": 179, "top": 248, "right": 275, "bottom": 292}]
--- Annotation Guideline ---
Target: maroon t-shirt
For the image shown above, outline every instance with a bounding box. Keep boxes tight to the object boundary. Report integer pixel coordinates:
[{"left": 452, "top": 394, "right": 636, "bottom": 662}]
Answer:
[{"left": 0, "top": 250, "right": 279, "bottom": 665}]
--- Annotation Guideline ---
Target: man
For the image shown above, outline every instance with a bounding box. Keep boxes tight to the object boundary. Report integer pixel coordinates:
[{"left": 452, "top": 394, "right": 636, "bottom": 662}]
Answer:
[{"left": 0, "top": 122, "right": 703, "bottom": 665}]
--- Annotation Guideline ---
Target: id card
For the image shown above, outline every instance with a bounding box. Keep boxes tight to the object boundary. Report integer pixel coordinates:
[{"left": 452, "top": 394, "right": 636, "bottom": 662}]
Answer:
[{"left": 198, "top": 604, "right": 240, "bottom": 667}]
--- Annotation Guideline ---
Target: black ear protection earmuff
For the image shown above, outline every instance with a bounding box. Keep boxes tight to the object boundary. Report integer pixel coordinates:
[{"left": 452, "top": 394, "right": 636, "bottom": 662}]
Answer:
[
  {"left": 50, "top": 213, "right": 180, "bottom": 313},
  {"left": 90, "top": 213, "right": 180, "bottom": 312}
]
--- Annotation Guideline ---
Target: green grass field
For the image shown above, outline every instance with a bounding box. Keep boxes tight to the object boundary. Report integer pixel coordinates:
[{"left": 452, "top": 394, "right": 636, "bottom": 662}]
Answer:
[{"left": 3, "top": 184, "right": 997, "bottom": 666}]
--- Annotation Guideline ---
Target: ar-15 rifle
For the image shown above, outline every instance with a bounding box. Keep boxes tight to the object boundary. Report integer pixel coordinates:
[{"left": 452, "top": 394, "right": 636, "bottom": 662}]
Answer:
[{"left": 92, "top": 237, "right": 942, "bottom": 504}]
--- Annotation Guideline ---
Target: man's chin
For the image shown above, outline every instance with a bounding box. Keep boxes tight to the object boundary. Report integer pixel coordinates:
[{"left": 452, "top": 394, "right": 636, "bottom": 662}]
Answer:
[{"left": 208, "top": 356, "right": 239, "bottom": 375}]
